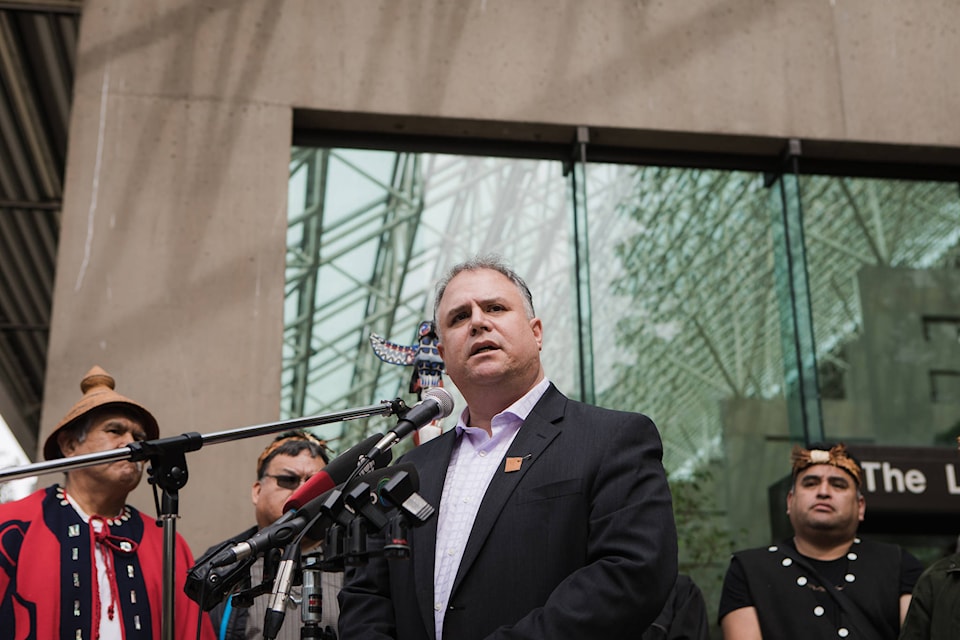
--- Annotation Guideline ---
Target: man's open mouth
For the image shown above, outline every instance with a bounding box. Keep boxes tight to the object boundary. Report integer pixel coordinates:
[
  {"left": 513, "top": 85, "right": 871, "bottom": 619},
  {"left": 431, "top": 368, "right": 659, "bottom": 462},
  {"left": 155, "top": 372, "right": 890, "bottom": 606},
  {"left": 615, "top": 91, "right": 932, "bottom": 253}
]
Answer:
[{"left": 472, "top": 345, "right": 498, "bottom": 355}]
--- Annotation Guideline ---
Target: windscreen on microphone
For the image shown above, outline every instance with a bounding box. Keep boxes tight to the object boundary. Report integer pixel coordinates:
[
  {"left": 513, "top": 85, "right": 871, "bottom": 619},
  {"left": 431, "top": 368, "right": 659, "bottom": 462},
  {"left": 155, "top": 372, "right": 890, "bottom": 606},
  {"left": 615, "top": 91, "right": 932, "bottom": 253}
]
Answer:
[
  {"left": 284, "top": 433, "right": 385, "bottom": 512},
  {"left": 323, "top": 463, "right": 419, "bottom": 521},
  {"left": 400, "top": 387, "right": 455, "bottom": 436},
  {"left": 315, "top": 464, "right": 422, "bottom": 539},
  {"left": 378, "top": 466, "right": 434, "bottom": 525},
  {"left": 363, "top": 463, "right": 420, "bottom": 508}
]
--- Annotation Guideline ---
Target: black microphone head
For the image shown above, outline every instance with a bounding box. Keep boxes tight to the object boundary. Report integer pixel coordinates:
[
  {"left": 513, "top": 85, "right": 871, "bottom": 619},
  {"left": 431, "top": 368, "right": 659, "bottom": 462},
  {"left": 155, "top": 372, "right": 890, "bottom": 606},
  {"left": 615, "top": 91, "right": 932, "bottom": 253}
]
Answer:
[
  {"left": 380, "top": 467, "right": 418, "bottom": 499},
  {"left": 379, "top": 466, "right": 434, "bottom": 525},
  {"left": 323, "top": 433, "right": 387, "bottom": 482},
  {"left": 185, "top": 542, "right": 257, "bottom": 610},
  {"left": 285, "top": 433, "right": 390, "bottom": 512},
  {"left": 342, "top": 463, "right": 417, "bottom": 500},
  {"left": 340, "top": 464, "right": 421, "bottom": 532},
  {"left": 366, "top": 463, "right": 420, "bottom": 509}
]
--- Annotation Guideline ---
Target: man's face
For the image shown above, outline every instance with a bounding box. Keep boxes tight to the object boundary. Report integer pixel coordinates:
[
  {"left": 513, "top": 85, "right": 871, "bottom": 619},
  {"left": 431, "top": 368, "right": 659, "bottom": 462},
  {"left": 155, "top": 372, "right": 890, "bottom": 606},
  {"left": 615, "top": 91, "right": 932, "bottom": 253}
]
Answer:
[
  {"left": 436, "top": 268, "right": 543, "bottom": 393},
  {"left": 59, "top": 410, "right": 148, "bottom": 493},
  {"left": 787, "top": 464, "right": 865, "bottom": 540},
  {"left": 251, "top": 450, "right": 327, "bottom": 529}
]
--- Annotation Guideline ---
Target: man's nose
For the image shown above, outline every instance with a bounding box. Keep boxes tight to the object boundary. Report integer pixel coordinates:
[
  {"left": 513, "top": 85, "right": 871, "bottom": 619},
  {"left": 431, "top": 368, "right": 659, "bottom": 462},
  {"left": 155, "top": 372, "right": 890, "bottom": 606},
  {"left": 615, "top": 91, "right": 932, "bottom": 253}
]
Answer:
[{"left": 469, "top": 308, "right": 489, "bottom": 333}]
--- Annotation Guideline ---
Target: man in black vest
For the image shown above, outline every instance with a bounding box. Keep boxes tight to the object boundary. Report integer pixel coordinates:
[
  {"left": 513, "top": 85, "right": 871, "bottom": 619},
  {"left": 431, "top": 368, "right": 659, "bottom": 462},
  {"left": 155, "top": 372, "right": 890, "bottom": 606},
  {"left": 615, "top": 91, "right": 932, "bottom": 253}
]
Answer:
[{"left": 719, "top": 442, "right": 923, "bottom": 639}]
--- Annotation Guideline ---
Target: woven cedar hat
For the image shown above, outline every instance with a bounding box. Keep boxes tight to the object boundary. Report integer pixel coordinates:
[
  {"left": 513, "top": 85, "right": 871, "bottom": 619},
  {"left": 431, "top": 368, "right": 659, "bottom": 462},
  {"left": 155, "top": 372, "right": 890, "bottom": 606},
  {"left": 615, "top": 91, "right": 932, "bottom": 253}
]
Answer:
[{"left": 43, "top": 365, "right": 160, "bottom": 460}]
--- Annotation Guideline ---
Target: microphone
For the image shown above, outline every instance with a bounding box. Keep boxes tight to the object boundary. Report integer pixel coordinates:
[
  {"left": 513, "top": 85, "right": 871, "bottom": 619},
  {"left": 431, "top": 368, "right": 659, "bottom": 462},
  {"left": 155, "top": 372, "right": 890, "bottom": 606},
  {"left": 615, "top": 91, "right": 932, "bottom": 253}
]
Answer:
[
  {"left": 379, "top": 468, "right": 435, "bottom": 525},
  {"left": 299, "top": 552, "right": 325, "bottom": 632},
  {"left": 210, "top": 434, "right": 389, "bottom": 567},
  {"left": 315, "top": 463, "right": 427, "bottom": 570},
  {"left": 183, "top": 545, "right": 258, "bottom": 610},
  {"left": 364, "top": 387, "right": 454, "bottom": 462},
  {"left": 308, "top": 463, "right": 419, "bottom": 535},
  {"left": 260, "top": 465, "right": 418, "bottom": 639},
  {"left": 262, "top": 542, "right": 299, "bottom": 640},
  {"left": 284, "top": 433, "right": 384, "bottom": 512}
]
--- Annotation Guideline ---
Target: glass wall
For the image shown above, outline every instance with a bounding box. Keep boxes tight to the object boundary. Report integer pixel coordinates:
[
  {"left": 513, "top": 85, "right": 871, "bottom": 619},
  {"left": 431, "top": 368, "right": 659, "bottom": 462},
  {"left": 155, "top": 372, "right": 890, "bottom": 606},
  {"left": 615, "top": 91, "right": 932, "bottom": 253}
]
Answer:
[
  {"left": 802, "top": 176, "right": 960, "bottom": 565},
  {"left": 284, "top": 150, "right": 578, "bottom": 445},
  {"left": 800, "top": 177, "right": 960, "bottom": 447},
  {"left": 590, "top": 166, "right": 781, "bottom": 471},
  {"left": 284, "top": 145, "right": 960, "bottom": 628}
]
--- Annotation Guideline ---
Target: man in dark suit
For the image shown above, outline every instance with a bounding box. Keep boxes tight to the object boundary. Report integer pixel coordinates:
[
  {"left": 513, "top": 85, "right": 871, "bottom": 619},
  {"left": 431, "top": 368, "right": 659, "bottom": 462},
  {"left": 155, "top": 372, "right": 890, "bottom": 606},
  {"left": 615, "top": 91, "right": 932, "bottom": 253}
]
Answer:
[{"left": 338, "top": 255, "right": 678, "bottom": 640}]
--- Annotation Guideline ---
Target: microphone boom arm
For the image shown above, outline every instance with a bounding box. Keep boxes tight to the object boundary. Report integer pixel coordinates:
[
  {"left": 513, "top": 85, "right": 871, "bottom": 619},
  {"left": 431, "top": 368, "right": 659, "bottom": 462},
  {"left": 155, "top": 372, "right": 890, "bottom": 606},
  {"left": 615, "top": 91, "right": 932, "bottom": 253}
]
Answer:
[
  {"left": 0, "top": 399, "right": 405, "bottom": 483},
  {"left": 0, "top": 398, "right": 406, "bottom": 640}
]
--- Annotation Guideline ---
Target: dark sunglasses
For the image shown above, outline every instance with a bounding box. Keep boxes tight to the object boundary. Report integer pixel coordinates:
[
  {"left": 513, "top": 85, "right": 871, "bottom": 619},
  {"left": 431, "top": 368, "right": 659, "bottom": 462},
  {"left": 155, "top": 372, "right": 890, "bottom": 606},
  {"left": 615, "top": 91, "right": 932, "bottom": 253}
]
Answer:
[{"left": 262, "top": 473, "right": 311, "bottom": 491}]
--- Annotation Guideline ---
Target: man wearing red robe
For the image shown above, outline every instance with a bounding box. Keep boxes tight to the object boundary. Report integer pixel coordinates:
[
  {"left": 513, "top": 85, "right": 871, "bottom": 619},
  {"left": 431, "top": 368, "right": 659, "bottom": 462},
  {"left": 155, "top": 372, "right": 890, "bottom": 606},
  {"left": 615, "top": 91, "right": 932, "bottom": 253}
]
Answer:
[{"left": 0, "top": 365, "right": 215, "bottom": 639}]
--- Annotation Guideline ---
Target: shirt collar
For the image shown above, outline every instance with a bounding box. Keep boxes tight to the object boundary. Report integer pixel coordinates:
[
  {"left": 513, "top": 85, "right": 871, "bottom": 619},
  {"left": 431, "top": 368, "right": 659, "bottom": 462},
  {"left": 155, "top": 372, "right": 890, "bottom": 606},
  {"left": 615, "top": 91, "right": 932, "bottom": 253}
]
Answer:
[{"left": 455, "top": 378, "right": 551, "bottom": 436}]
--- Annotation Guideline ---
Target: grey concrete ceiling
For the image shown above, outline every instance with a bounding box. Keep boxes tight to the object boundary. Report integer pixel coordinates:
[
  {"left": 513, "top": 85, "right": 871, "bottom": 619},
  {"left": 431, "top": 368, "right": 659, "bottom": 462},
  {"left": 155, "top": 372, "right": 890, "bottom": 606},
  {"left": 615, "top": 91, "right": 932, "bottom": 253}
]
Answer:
[{"left": 0, "top": 0, "right": 80, "bottom": 459}]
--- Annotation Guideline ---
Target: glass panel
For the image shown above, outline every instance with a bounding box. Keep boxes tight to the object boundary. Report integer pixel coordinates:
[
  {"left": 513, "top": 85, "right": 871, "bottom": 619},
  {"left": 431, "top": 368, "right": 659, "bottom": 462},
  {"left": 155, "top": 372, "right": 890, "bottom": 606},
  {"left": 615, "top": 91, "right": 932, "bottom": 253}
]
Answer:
[
  {"left": 802, "top": 177, "right": 960, "bottom": 446},
  {"left": 770, "top": 171, "right": 824, "bottom": 444},
  {"left": 802, "top": 176, "right": 960, "bottom": 562},
  {"left": 591, "top": 166, "right": 785, "bottom": 468},
  {"left": 568, "top": 133, "right": 595, "bottom": 404},
  {"left": 284, "top": 150, "right": 577, "bottom": 446},
  {"left": 583, "top": 163, "right": 788, "bottom": 606}
]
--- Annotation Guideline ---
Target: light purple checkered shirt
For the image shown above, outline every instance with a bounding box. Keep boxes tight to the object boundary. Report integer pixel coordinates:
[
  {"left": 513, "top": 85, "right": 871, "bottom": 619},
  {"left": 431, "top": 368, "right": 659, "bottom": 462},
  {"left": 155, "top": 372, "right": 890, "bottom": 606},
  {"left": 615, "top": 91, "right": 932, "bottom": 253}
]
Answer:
[{"left": 433, "top": 378, "right": 551, "bottom": 640}]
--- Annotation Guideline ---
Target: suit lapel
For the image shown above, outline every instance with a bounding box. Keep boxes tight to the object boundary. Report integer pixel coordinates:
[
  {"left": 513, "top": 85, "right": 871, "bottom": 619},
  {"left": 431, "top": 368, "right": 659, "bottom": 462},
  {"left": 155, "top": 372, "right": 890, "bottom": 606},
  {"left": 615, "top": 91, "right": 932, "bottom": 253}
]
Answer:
[
  {"left": 449, "top": 385, "right": 566, "bottom": 595},
  {"left": 412, "top": 429, "right": 458, "bottom": 639}
]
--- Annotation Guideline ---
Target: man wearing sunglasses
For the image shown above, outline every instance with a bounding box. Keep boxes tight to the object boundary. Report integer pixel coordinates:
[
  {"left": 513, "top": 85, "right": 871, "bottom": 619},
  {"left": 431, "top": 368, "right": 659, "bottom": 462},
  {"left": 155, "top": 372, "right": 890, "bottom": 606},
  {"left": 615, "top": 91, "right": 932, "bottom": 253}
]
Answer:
[{"left": 206, "top": 430, "right": 333, "bottom": 640}]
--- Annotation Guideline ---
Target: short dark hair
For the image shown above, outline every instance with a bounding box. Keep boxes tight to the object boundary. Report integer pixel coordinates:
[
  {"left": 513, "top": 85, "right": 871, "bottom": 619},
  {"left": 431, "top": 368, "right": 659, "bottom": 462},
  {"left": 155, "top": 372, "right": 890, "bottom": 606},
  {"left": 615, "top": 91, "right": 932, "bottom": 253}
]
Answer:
[
  {"left": 433, "top": 255, "right": 535, "bottom": 331},
  {"left": 256, "top": 430, "right": 330, "bottom": 478}
]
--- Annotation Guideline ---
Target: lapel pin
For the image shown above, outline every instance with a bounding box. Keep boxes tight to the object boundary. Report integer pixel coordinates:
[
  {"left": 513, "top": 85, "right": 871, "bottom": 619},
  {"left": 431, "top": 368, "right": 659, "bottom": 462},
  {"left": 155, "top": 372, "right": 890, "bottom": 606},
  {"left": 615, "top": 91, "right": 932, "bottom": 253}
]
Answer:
[{"left": 504, "top": 454, "right": 532, "bottom": 473}]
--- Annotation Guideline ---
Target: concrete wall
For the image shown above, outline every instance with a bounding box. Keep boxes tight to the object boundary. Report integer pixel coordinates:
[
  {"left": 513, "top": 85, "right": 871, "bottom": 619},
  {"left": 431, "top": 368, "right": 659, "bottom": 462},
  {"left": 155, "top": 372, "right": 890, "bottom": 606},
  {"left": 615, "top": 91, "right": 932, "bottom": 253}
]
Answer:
[
  {"left": 852, "top": 267, "right": 960, "bottom": 443},
  {"left": 722, "top": 267, "right": 960, "bottom": 543},
  {"left": 42, "top": 0, "right": 960, "bottom": 552}
]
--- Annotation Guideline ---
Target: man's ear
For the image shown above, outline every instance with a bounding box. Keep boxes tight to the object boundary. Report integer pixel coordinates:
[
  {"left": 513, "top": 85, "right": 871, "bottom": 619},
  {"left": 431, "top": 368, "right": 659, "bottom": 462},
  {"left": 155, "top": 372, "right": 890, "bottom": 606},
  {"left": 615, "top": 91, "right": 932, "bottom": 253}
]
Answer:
[
  {"left": 57, "top": 430, "right": 76, "bottom": 457},
  {"left": 530, "top": 317, "right": 543, "bottom": 350}
]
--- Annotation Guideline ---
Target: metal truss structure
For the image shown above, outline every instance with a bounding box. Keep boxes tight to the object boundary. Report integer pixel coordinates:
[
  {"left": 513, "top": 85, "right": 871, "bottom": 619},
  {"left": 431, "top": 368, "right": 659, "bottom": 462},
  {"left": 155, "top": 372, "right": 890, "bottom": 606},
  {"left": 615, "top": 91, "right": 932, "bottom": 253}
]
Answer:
[
  {"left": 283, "top": 149, "right": 580, "bottom": 450},
  {"left": 283, "top": 148, "right": 960, "bottom": 473}
]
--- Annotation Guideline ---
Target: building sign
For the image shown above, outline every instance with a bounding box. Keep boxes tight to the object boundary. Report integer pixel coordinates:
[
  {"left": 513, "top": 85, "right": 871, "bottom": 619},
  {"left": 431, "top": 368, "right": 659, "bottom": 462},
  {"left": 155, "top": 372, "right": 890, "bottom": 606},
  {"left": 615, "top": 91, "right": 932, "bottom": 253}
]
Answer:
[
  {"left": 768, "top": 444, "right": 960, "bottom": 538},
  {"left": 846, "top": 444, "right": 960, "bottom": 514}
]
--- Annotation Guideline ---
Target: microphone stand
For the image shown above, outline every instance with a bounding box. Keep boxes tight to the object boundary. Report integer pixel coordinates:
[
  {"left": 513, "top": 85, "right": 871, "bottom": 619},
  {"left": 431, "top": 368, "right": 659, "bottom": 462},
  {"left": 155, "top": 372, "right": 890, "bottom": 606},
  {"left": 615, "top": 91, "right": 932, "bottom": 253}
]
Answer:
[
  {"left": 0, "top": 398, "right": 405, "bottom": 640},
  {"left": 299, "top": 550, "right": 333, "bottom": 639}
]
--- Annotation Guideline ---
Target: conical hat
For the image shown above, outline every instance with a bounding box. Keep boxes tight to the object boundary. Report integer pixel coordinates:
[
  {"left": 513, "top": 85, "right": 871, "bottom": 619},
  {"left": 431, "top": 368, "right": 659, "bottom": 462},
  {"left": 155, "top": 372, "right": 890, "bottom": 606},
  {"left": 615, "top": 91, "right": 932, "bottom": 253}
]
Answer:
[{"left": 43, "top": 365, "right": 160, "bottom": 460}]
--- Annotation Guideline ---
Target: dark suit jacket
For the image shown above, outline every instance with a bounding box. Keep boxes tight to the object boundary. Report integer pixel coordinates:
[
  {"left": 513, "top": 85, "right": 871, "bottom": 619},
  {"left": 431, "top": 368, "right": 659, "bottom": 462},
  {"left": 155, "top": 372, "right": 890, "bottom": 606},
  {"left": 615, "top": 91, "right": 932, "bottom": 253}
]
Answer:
[
  {"left": 641, "top": 575, "right": 711, "bottom": 640},
  {"left": 338, "top": 384, "right": 678, "bottom": 640}
]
